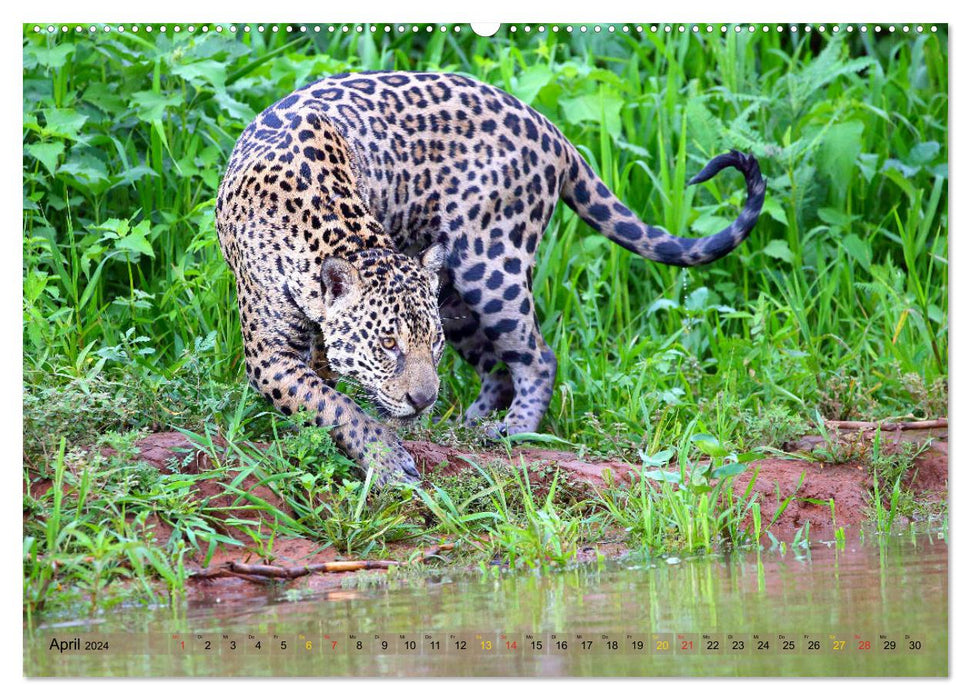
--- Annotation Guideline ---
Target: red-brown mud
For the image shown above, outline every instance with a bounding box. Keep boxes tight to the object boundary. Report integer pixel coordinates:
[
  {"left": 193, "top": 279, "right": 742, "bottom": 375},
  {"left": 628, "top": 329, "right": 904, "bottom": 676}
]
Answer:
[
  {"left": 408, "top": 430, "right": 948, "bottom": 541},
  {"left": 25, "top": 427, "right": 947, "bottom": 598}
]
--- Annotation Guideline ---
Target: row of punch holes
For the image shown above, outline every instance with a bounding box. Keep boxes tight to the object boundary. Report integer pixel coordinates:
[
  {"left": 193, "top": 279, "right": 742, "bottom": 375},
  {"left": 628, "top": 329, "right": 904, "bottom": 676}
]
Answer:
[{"left": 33, "top": 24, "right": 939, "bottom": 36}]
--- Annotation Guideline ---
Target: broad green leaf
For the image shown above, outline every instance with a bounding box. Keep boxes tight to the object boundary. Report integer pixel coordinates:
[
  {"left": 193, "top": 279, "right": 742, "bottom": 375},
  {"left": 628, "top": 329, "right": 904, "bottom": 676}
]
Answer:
[
  {"left": 92, "top": 218, "right": 131, "bottom": 238},
  {"left": 882, "top": 158, "right": 918, "bottom": 179},
  {"left": 82, "top": 83, "right": 128, "bottom": 115},
  {"left": 182, "top": 33, "right": 251, "bottom": 62},
  {"left": 684, "top": 287, "right": 710, "bottom": 312},
  {"left": 130, "top": 91, "right": 182, "bottom": 123},
  {"left": 41, "top": 108, "right": 88, "bottom": 140},
  {"left": 647, "top": 298, "right": 678, "bottom": 314},
  {"left": 212, "top": 90, "right": 256, "bottom": 122},
  {"left": 690, "top": 212, "right": 732, "bottom": 237},
  {"left": 25, "top": 141, "right": 64, "bottom": 175},
  {"left": 690, "top": 433, "right": 728, "bottom": 458},
  {"left": 511, "top": 64, "right": 553, "bottom": 105},
  {"left": 640, "top": 469, "right": 682, "bottom": 483},
  {"left": 818, "top": 121, "right": 864, "bottom": 192},
  {"left": 711, "top": 462, "right": 750, "bottom": 479},
  {"left": 763, "top": 239, "right": 794, "bottom": 263},
  {"left": 841, "top": 233, "right": 871, "bottom": 269},
  {"left": 762, "top": 194, "right": 789, "bottom": 226},
  {"left": 559, "top": 92, "right": 623, "bottom": 138},
  {"left": 115, "top": 221, "right": 155, "bottom": 259},
  {"left": 57, "top": 153, "right": 110, "bottom": 191},
  {"left": 908, "top": 141, "right": 940, "bottom": 165},
  {"left": 171, "top": 59, "right": 227, "bottom": 89},
  {"left": 857, "top": 153, "right": 879, "bottom": 182},
  {"left": 584, "top": 68, "right": 627, "bottom": 88},
  {"left": 24, "top": 43, "right": 75, "bottom": 69},
  {"left": 639, "top": 448, "right": 676, "bottom": 468}
]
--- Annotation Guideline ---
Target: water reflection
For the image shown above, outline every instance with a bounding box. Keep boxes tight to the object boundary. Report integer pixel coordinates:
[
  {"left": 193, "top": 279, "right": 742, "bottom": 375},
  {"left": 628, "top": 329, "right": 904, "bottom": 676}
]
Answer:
[{"left": 25, "top": 532, "right": 947, "bottom": 677}]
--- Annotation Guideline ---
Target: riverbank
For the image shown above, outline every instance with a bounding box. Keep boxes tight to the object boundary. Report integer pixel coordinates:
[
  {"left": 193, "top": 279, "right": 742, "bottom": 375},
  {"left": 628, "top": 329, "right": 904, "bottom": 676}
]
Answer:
[{"left": 24, "top": 425, "right": 946, "bottom": 606}]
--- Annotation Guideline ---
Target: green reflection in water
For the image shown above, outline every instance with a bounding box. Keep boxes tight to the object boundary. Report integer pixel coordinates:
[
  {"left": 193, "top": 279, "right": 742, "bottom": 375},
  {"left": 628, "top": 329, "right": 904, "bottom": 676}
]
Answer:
[{"left": 25, "top": 532, "right": 947, "bottom": 677}]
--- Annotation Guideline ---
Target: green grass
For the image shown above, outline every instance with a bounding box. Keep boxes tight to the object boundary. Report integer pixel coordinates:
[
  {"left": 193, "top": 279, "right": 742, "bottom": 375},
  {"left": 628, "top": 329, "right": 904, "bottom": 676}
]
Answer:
[
  {"left": 22, "top": 24, "right": 948, "bottom": 615},
  {"left": 866, "top": 430, "right": 943, "bottom": 530},
  {"left": 23, "top": 436, "right": 191, "bottom": 622}
]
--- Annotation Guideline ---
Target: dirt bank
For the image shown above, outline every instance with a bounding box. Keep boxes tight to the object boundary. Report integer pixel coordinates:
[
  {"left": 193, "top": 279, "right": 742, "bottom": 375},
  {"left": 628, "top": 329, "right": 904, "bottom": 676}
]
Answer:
[
  {"left": 25, "top": 427, "right": 947, "bottom": 599},
  {"left": 408, "top": 428, "right": 947, "bottom": 539}
]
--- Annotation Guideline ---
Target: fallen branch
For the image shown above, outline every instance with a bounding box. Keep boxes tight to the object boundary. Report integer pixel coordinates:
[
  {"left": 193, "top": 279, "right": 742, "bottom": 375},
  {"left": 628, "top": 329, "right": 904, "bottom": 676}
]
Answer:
[
  {"left": 228, "top": 559, "right": 400, "bottom": 578},
  {"left": 190, "top": 543, "right": 455, "bottom": 582},
  {"left": 826, "top": 418, "right": 947, "bottom": 432}
]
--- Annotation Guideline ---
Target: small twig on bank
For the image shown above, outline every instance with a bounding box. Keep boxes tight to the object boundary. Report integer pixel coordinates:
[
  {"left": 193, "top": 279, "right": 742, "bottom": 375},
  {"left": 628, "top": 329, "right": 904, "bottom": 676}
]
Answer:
[
  {"left": 826, "top": 418, "right": 947, "bottom": 432},
  {"left": 189, "top": 543, "right": 456, "bottom": 583}
]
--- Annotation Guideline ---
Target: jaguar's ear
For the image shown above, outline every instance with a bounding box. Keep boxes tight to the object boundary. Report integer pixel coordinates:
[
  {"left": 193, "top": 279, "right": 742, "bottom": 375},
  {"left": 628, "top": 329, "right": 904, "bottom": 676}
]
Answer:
[
  {"left": 420, "top": 243, "right": 446, "bottom": 275},
  {"left": 420, "top": 243, "right": 446, "bottom": 294},
  {"left": 320, "top": 256, "right": 362, "bottom": 309}
]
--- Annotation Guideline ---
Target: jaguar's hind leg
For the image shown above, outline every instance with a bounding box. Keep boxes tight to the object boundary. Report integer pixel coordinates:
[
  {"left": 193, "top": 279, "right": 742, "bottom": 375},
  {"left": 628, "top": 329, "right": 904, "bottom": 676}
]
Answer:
[
  {"left": 440, "top": 284, "right": 515, "bottom": 422},
  {"left": 493, "top": 317, "right": 557, "bottom": 436},
  {"left": 445, "top": 276, "right": 557, "bottom": 436},
  {"left": 443, "top": 184, "right": 562, "bottom": 436}
]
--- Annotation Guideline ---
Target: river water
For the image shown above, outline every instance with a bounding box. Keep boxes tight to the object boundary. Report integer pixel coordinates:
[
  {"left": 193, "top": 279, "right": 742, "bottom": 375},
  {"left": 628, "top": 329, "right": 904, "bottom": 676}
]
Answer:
[{"left": 24, "top": 530, "right": 947, "bottom": 677}]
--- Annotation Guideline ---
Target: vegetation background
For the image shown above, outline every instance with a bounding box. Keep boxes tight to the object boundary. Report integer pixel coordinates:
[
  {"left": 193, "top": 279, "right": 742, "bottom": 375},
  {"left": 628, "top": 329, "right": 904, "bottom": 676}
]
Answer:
[{"left": 22, "top": 24, "right": 948, "bottom": 614}]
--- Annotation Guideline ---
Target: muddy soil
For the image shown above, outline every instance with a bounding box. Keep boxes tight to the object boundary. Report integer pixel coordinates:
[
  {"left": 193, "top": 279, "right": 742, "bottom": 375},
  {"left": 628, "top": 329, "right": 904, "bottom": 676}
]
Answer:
[
  {"left": 25, "top": 427, "right": 947, "bottom": 599},
  {"left": 411, "top": 431, "right": 947, "bottom": 539}
]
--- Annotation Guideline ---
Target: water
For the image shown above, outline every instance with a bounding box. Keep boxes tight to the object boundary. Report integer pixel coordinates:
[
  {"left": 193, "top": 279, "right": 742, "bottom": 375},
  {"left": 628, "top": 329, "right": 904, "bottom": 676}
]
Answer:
[{"left": 24, "top": 532, "right": 947, "bottom": 677}]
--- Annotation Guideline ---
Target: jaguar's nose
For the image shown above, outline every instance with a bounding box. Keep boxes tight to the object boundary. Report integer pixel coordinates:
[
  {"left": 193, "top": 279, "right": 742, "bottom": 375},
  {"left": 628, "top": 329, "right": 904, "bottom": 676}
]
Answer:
[{"left": 406, "top": 389, "right": 437, "bottom": 412}]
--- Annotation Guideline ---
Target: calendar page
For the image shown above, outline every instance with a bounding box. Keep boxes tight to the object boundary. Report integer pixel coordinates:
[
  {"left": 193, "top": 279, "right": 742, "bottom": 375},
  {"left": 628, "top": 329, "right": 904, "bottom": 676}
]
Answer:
[{"left": 22, "top": 20, "right": 948, "bottom": 678}]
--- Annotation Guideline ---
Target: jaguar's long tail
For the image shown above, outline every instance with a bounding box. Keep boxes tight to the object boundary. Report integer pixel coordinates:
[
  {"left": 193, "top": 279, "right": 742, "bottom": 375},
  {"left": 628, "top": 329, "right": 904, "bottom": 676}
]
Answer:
[{"left": 560, "top": 147, "right": 766, "bottom": 267}]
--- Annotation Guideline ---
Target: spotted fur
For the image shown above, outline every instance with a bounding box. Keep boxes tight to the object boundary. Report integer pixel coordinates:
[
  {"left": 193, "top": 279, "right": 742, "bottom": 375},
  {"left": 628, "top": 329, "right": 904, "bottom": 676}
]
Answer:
[{"left": 216, "top": 71, "right": 766, "bottom": 485}]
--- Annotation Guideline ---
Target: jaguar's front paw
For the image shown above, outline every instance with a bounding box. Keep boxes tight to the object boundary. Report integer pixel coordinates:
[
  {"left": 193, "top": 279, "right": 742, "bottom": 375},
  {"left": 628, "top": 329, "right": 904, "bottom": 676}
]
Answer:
[
  {"left": 363, "top": 441, "right": 421, "bottom": 488},
  {"left": 482, "top": 416, "right": 543, "bottom": 442},
  {"left": 482, "top": 420, "right": 508, "bottom": 441}
]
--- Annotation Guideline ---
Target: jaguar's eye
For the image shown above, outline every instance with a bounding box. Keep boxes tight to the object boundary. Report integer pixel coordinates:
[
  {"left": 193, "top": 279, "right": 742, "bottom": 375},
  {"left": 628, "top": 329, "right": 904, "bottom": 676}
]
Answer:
[{"left": 381, "top": 337, "right": 397, "bottom": 351}]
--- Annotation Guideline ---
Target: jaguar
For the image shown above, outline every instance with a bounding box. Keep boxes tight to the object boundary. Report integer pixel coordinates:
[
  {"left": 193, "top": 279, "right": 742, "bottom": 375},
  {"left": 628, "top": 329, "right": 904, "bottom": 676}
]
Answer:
[{"left": 215, "top": 70, "right": 765, "bottom": 485}]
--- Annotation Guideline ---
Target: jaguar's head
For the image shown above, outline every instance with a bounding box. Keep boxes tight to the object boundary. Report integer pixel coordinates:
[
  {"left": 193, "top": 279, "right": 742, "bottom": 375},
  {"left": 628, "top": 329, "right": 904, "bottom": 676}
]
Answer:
[{"left": 319, "top": 245, "right": 445, "bottom": 420}]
